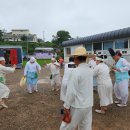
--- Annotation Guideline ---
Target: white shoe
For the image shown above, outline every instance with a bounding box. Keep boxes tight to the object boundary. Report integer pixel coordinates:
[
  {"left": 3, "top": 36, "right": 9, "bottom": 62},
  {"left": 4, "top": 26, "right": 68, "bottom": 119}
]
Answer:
[
  {"left": 34, "top": 90, "right": 38, "bottom": 92},
  {"left": 117, "top": 104, "right": 127, "bottom": 107},
  {"left": 114, "top": 100, "right": 120, "bottom": 104},
  {"left": 28, "top": 91, "right": 32, "bottom": 94},
  {"left": 95, "top": 109, "right": 105, "bottom": 114},
  {"left": 1, "top": 103, "right": 8, "bottom": 108}
]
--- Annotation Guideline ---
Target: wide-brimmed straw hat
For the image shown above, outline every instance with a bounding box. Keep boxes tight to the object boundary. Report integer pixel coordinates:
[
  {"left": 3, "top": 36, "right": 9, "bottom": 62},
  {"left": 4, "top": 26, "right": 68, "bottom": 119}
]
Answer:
[{"left": 72, "top": 47, "right": 88, "bottom": 57}]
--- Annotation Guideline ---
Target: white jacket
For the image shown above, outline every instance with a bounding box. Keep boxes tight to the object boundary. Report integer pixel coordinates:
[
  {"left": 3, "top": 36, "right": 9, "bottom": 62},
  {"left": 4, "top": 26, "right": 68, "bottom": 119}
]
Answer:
[
  {"left": 46, "top": 62, "right": 60, "bottom": 75},
  {"left": 0, "top": 64, "right": 15, "bottom": 84},
  {"left": 24, "top": 61, "right": 41, "bottom": 76},
  {"left": 62, "top": 62, "right": 75, "bottom": 82},
  {"left": 64, "top": 63, "right": 93, "bottom": 109},
  {"left": 88, "top": 59, "right": 96, "bottom": 69},
  {"left": 93, "top": 63, "right": 111, "bottom": 85}
]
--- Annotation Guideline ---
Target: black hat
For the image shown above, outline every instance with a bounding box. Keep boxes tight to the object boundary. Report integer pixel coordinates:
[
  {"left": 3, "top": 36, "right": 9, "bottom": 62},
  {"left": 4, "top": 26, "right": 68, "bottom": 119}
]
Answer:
[{"left": 108, "top": 48, "right": 116, "bottom": 57}]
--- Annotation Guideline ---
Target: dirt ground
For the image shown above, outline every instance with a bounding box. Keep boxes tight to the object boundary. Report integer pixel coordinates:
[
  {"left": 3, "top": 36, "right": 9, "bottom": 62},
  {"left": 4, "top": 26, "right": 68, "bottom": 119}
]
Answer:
[{"left": 0, "top": 68, "right": 130, "bottom": 130}]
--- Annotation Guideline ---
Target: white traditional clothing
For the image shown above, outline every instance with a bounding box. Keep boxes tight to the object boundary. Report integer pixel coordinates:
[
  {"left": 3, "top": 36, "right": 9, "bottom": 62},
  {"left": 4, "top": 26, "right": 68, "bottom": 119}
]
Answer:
[
  {"left": 62, "top": 63, "right": 93, "bottom": 130},
  {"left": 88, "top": 59, "right": 96, "bottom": 69},
  {"left": 114, "top": 58, "right": 130, "bottom": 104},
  {"left": 93, "top": 63, "right": 113, "bottom": 106},
  {"left": 60, "top": 107, "right": 92, "bottom": 130},
  {"left": 0, "top": 64, "right": 15, "bottom": 99},
  {"left": 46, "top": 62, "right": 61, "bottom": 90},
  {"left": 60, "top": 62, "right": 75, "bottom": 102},
  {"left": 88, "top": 59, "right": 97, "bottom": 89},
  {"left": 24, "top": 60, "right": 41, "bottom": 93}
]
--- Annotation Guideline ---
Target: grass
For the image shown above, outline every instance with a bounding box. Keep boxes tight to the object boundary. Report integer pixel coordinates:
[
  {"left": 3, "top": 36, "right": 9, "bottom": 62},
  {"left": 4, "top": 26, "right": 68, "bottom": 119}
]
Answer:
[{"left": 23, "top": 59, "right": 51, "bottom": 67}]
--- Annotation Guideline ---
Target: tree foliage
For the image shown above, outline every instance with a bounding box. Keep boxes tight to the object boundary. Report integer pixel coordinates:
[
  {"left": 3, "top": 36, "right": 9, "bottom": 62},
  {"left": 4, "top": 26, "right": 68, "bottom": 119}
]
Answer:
[
  {"left": 0, "top": 29, "right": 4, "bottom": 41},
  {"left": 52, "top": 30, "right": 71, "bottom": 47},
  {"left": 21, "top": 35, "right": 28, "bottom": 41}
]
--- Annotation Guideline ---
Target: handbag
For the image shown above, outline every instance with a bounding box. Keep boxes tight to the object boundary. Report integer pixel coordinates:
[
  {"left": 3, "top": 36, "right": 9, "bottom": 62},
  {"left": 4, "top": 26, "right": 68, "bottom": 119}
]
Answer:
[
  {"left": 62, "top": 109, "right": 71, "bottom": 123},
  {"left": 20, "top": 76, "right": 26, "bottom": 87}
]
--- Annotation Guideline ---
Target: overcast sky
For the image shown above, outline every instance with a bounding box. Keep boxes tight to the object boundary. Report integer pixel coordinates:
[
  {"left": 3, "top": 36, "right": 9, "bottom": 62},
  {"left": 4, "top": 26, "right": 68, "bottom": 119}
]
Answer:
[{"left": 0, "top": 0, "right": 130, "bottom": 41}]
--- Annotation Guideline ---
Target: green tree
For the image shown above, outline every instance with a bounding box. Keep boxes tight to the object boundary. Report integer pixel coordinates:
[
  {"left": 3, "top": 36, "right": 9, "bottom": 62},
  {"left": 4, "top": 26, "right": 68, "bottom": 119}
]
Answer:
[
  {"left": 52, "top": 30, "right": 71, "bottom": 47},
  {"left": 52, "top": 30, "right": 71, "bottom": 57},
  {"left": 0, "top": 29, "right": 4, "bottom": 41},
  {"left": 37, "top": 38, "right": 43, "bottom": 43},
  {"left": 21, "top": 35, "right": 28, "bottom": 41}
]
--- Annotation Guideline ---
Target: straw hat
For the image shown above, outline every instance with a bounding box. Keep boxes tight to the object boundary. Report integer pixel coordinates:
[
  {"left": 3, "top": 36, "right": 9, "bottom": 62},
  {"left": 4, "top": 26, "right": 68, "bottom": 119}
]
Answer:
[{"left": 72, "top": 47, "right": 88, "bottom": 56}]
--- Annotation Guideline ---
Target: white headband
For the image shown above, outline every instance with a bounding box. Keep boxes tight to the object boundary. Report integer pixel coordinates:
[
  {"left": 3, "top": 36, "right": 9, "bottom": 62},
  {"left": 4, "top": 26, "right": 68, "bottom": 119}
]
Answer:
[
  {"left": 96, "top": 57, "right": 104, "bottom": 61},
  {"left": 0, "top": 57, "right": 5, "bottom": 61},
  {"left": 30, "top": 57, "right": 36, "bottom": 62},
  {"left": 51, "top": 58, "right": 56, "bottom": 61}
]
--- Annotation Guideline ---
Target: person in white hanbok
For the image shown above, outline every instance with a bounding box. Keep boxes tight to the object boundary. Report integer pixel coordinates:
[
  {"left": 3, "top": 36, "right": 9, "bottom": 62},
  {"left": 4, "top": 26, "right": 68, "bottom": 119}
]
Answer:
[
  {"left": 45, "top": 58, "right": 61, "bottom": 91},
  {"left": 0, "top": 57, "right": 16, "bottom": 108},
  {"left": 60, "top": 47, "right": 93, "bottom": 130},
  {"left": 60, "top": 57, "right": 76, "bottom": 102},
  {"left": 24, "top": 57, "right": 41, "bottom": 93},
  {"left": 93, "top": 57, "right": 113, "bottom": 114}
]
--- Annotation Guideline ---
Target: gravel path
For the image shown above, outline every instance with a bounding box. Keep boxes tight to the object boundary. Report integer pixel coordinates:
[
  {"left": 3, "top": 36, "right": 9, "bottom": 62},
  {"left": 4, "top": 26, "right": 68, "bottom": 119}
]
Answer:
[{"left": 0, "top": 68, "right": 130, "bottom": 130}]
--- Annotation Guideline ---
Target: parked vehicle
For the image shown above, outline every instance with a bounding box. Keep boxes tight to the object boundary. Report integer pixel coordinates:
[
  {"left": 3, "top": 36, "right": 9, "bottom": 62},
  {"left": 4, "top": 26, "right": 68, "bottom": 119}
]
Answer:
[{"left": 0, "top": 45, "right": 23, "bottom": 68}]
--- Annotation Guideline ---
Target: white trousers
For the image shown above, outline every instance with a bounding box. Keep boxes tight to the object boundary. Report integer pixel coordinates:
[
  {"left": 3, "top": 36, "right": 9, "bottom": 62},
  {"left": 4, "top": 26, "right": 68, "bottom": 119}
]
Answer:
[
  {"left": 98, "top": 80, "right": 113, "bottom": 106},
  {"left": 60, "top": 80, "right": 67, "bottom": 102},
  {"left": 114, "top": 79, "right": 129, "bottom": 104},
  {"left": 0, "top": 82, "right": 10, "bottom": 99},
  {"left": 51, "top": 74, "right": 61, "bottom": 89},
  {"left": 60, "top": 107, "right": 92, "bottom": 130},
  {"left": 27, "top": 84, "right": 37, "bottom": 93}
]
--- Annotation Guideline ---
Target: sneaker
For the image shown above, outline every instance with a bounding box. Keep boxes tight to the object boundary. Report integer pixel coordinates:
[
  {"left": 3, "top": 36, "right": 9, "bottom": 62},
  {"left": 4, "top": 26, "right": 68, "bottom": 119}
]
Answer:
[
  {"left": 117, "top": 103, "right": 127, "bottom": 107},
  {"left": 114, "top": 101, "right": 120, "bottom": 104},
  {"left": 95, "top": 109, "right": 105, "bottom": 114}
]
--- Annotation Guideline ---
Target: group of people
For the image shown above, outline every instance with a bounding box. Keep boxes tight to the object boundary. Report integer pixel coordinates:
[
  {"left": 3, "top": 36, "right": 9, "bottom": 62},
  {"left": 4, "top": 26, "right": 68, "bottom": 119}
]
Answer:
[
  {"left": 0, "top": 46, "right": 130, "bottom": 130},
  {"left": 24, "top": 57, "right": 62, "bottom": 93},
  {"left": 0, "top": 56, "right": 62, "bottom": 109},
  {"left": 59, "top": 47, "right": 130, "bottom": 130}
]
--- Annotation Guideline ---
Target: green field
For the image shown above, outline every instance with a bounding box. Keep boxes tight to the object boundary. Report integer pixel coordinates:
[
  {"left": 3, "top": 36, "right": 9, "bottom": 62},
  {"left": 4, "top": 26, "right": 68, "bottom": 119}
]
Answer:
[{"left": 23, "top": 59, "right": 51, "bottom": 67}]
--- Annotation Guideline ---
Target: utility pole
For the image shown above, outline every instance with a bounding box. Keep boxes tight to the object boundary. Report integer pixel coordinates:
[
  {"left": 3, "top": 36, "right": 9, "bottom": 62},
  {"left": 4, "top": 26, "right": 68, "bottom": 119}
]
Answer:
[{"left": 43, "top": 31, "right": 45, "bottom": 42}]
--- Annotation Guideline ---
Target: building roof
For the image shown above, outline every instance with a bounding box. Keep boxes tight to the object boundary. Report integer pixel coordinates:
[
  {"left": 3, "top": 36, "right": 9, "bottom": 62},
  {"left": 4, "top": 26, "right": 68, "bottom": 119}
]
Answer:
[
  {"left": 0, "top": 45, "right": 22, "bottom": 49},
  {"left": 12, "top": 29, "right": 29, "bottom": 31},
  {"left": 62, "top": 27, "right": 130, "bottom": 47}
]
